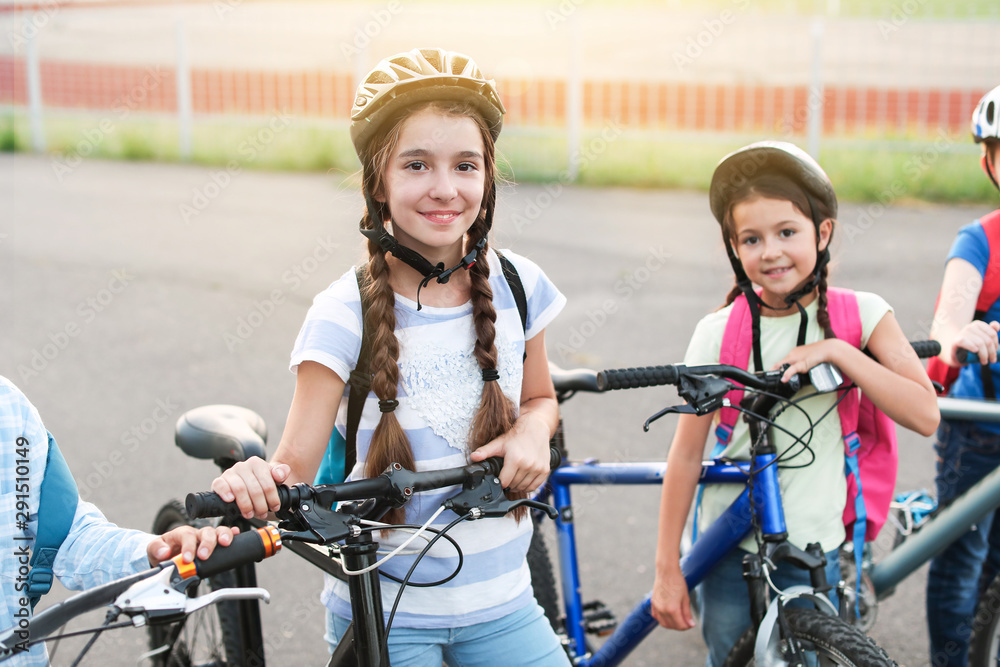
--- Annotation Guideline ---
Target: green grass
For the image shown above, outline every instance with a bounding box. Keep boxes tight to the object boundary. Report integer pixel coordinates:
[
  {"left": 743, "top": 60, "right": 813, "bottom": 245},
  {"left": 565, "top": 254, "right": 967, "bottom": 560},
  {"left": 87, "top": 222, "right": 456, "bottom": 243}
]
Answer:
[{"left": 3, "top": 112, "right": 997, "bottom": 205}]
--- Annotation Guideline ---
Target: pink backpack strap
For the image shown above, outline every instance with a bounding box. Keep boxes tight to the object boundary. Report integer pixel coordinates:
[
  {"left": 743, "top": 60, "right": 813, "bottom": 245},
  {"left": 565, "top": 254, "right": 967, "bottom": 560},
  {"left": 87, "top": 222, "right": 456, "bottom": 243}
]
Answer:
[
  {"left": 717, "top": 294, "right": 754, "bottom": 447},
  {"left": 825, "top": 287, "right": 862, "bottom": 436}
]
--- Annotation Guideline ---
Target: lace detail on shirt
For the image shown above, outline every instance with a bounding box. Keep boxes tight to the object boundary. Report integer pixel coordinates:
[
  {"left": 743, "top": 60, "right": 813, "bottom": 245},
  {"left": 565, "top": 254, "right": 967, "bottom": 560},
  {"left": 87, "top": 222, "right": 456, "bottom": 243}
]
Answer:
[{"left": 398, "top": 325, "right": 521, "bottom": 453}]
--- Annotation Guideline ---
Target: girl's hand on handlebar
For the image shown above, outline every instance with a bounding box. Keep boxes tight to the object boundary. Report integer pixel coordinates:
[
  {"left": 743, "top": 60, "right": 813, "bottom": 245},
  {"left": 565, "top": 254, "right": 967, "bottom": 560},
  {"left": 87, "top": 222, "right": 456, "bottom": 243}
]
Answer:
[
  {"left": 147, "top": 524, "right": 241, "bottom": 566},
  {"left": 651, "top": 569, "right": 696, "bottom": 631},
  {"left": 211, "top": 456, "right": 291, "bottom": 519},
  {"left": 950, "top": 320, "right": 1000, "bottom": 365},
  {"left": 774, "top": 338, "right": 849, "bottom": 384},
  {"left": 470, "top": 412, "right": 551, "bottom": 493}
]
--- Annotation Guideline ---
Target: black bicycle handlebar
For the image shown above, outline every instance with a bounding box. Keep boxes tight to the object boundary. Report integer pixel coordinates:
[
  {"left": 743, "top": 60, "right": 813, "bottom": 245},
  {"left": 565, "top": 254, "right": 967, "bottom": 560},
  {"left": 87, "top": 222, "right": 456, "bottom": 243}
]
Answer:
[
  {"left": 597, "top": 340, "right": 942, "bottom": 392},
  {"left": 186, "top": 450, "right": 561, "bottom": 521}
]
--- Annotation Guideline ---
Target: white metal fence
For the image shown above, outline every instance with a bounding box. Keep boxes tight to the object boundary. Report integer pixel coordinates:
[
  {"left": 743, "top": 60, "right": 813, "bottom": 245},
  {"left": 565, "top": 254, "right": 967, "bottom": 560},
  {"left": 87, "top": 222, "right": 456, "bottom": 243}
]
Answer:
[{"left": 2, "top": 1, "right": 999, "bottom": 176}]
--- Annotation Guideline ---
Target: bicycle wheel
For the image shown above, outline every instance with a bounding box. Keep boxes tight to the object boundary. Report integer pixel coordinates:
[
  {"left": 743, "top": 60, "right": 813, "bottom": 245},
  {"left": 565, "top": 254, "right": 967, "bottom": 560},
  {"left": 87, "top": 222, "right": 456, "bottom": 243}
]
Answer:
[
  {"left": 147, "top": 500, "right": 243, "bottom": 667},
  {"left": 527, "top": 514, "right": 561, "bottom": 631},
  {"left": 969, "top": 572, "right": 1000, "bottom": 667},
  {"left": 723, "top": 608, "right": 897, "bottom": 667}
]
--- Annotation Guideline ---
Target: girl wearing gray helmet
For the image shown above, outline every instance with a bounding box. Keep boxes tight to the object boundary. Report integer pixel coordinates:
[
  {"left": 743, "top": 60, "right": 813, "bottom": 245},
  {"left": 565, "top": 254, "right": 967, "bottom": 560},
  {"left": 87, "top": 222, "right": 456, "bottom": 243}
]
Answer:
[
  {"left": 651, "top": 141, "right": 938, "bottom": 666},
  {"left": 212, "top": 48, "right": 568, "bottom": 666},
  {"left": 926, "top": 84, "right": 1000, "bottom": 667}
]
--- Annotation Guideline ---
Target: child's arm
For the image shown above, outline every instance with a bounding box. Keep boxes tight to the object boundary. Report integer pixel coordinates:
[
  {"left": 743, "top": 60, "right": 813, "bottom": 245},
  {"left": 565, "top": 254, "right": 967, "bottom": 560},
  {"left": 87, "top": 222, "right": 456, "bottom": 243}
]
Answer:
[
  {"left": 652, "top": 411, "right": 714, "bottom": 631},
  {"left": 776, "top": 312, "right": 939, "bottom": 436},
  {"left": 212, "top": 361, "right": 345, "bottom": 518},
  {"left": 470, "top": 330, "right": 558, "bottom": 493},
  {"left": 930, "top": 257, "right": 1000, "bottom": 366}
]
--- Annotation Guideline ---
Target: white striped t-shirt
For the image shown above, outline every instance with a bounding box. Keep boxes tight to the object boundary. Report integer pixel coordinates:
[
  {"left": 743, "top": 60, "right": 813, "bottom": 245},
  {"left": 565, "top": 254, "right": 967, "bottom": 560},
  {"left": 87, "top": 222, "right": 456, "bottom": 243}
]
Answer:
[{"left": 289, "top": 248, "right": 566, "bottom": 628}]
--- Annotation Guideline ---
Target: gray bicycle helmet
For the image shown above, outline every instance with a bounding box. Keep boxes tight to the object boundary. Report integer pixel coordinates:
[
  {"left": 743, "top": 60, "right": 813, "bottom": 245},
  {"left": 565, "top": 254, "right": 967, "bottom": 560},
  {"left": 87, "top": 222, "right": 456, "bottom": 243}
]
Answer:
[{"left": 709, "top": 140, "right": 837, "bottom": 226}]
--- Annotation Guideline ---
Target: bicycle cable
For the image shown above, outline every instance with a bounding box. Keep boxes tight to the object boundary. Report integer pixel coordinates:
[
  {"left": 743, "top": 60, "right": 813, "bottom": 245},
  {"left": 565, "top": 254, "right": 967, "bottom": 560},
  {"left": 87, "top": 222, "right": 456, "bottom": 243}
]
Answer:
[
  {"left": 382, "top": 511, "right": 473, "bottom": 660},
  {"left": 340, "top": 507, "right": 447, "bottom": 575}
]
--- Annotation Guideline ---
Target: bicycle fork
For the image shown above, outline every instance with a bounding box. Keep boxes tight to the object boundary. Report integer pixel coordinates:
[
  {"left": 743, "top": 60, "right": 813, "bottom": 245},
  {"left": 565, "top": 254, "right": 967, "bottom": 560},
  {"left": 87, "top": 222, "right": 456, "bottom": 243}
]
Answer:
[{"left": 329, "top": 532, "right": 387, "bottom": 667}]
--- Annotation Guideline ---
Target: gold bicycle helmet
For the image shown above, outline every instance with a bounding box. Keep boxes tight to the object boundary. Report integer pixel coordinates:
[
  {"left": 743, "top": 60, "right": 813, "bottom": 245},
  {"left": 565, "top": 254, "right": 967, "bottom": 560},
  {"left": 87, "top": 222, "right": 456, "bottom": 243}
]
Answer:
[{"left": 350, "top": 47, "right": 506, "bottom": 159}]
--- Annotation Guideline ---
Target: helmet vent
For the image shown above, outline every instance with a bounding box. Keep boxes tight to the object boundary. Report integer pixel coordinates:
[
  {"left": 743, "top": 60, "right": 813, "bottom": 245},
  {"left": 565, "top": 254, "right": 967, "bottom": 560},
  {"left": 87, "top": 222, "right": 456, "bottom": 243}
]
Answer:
[
  {"left": 421, "top": 49, "right": 442, "bottom": 71},
  {"left": 450, "top": 55, "right": 469, "bottom": 74},
  {"left": 988, "top": 101, "right": 996, "bottom": 126},
  {"left": 366, "top": 71, "right": 393, "bottom": 85}
]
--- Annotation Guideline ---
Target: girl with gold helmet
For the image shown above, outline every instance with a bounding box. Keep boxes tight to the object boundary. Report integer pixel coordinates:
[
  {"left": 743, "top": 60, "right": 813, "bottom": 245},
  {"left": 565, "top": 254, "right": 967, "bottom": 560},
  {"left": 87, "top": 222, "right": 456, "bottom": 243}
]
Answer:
[{"left": 212, "top": 48, "right": 569, "bottom": 665}]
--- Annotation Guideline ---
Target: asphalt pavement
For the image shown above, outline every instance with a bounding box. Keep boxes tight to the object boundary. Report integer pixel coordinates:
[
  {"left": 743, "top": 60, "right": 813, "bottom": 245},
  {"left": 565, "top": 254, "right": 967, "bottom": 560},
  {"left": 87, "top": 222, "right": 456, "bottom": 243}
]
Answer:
[{"left": 0, "top": 152, "right": 987, "bottom": 665}]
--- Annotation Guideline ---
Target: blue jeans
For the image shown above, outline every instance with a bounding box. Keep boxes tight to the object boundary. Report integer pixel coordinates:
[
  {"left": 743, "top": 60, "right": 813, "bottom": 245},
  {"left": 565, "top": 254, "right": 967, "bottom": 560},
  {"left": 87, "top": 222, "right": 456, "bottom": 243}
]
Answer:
[
  {"left": 325, "top": 602, "right": 569, "bottom": 667},
  {"left": 927, "top": 419, "right": 1000, "bottom": 667},
  {"left": 698, "top": 545, "right": 841, "bottom": 667}
]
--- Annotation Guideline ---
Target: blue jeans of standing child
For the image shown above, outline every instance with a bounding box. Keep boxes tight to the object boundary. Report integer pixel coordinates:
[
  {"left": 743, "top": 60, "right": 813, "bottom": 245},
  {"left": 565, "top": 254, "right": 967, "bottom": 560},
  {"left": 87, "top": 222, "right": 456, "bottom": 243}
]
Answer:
[
  {"left": 927, "top": 419, "right": 1000, "bottom": 667},
  {"left": 698, "top": 544, "right": 841, "bottom": 667},
  {"left": 326, "top": 602, "right": 569, "bottom": 667}
]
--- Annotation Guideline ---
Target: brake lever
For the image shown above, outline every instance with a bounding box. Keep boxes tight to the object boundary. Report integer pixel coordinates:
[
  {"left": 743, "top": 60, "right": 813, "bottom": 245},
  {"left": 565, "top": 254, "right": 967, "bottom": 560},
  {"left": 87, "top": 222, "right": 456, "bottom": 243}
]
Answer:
[
  {"left": 644, "top": 404, "right": 697, "bottom": 431},
  {"left": 443, "top": 473, "right": 558, "bottom": 519}
]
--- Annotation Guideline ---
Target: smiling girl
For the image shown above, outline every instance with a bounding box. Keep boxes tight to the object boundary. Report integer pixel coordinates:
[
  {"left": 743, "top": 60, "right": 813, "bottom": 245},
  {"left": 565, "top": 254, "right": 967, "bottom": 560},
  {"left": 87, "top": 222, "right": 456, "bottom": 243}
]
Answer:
[
  {"left": 650, "top": 141, "right": 938, "bottom": 665},
  {"left": 211, "top": 48, "right": 568, "bottom": 666}
]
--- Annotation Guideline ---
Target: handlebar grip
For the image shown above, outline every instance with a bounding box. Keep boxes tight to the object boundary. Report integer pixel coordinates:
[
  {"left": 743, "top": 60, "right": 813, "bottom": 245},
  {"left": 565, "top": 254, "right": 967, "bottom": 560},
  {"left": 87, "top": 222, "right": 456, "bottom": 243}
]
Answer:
[
  {"left": 910, "top": 339, "right": 941, "bottom": 359},
  {"left": 186, "top": 491, "right": 239, "bottom": 520},
  {"left": 596, "top": 365, "right": 679, "bottom": 391},
  {"left": 170, "top": 526, "right": 282, "bottom": 580}
]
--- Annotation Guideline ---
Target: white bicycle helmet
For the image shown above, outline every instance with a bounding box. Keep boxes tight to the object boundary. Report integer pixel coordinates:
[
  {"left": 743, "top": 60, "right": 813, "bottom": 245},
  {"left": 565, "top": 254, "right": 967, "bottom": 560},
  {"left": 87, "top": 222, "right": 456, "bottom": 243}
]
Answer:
[
  {"left": 972, "top": 85, "right": 1000, "bottom": 144},
  {"left": 350, "top": 47, "right": 505, "bottom": 159}
]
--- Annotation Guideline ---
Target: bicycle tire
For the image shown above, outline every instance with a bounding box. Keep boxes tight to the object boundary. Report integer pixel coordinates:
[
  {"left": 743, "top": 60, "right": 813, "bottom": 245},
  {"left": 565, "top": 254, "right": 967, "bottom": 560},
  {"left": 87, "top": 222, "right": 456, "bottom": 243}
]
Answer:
[
  {"left": 723, "top": 608, "right": 897, "bottom": 667},
  {"left": 527, "top": 514, "right": 561, "bottom": 631},
  {"left": 147, "top": 500, "right": 244, "bottom": 667},
  {"left": 969, "top": 572, "right": 1000, "bottom": 667}
]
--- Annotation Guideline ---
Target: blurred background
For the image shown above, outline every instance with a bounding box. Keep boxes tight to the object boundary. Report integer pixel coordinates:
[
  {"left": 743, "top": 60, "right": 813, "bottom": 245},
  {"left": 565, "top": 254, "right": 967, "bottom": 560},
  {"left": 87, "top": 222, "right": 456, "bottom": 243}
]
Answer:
[{"left": 3, "top": 0, "right": 1000, "bottom": 201}]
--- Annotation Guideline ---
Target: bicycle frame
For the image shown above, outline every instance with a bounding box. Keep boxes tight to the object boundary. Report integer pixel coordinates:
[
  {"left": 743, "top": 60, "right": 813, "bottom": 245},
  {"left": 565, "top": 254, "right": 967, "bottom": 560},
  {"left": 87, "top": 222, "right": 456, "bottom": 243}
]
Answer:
[
  {"left": 532, "top": 452, "right": 788, "bottom": 667},
  {"left": 869, "top": 397, "right": 1000, "bottom": 599}
]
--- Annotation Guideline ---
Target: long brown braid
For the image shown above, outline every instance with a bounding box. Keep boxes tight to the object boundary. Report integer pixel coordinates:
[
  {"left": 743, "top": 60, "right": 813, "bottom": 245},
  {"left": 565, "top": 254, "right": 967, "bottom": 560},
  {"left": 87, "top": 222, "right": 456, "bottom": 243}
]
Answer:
[{"left": 719, "top": 174, "right": 837, "bottom": 341}]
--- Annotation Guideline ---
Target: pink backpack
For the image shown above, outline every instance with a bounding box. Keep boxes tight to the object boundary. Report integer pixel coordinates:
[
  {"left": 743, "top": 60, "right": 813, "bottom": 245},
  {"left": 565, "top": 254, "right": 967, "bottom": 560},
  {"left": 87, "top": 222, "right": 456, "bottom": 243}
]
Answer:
[{"left": 718, "top": 287, "right": 898, "bottom": 544}]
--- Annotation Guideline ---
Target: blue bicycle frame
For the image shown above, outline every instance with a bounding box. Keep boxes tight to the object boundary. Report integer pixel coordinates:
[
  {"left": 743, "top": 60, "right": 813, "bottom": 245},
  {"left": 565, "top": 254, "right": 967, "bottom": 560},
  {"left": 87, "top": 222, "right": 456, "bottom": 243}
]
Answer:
[{"left": 532, "top": 452, "right": 786, "bottom": 667}]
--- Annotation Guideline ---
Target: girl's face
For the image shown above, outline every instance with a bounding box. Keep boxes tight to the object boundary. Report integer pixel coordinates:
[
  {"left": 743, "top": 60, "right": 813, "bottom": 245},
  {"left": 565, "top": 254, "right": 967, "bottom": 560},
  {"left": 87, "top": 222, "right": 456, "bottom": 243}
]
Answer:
[
  {"left": 379, "top": 107, "right": 487, "bottom": 264},
  {"left": 731, "top": 195, "right": 832, "bottom": 309}
]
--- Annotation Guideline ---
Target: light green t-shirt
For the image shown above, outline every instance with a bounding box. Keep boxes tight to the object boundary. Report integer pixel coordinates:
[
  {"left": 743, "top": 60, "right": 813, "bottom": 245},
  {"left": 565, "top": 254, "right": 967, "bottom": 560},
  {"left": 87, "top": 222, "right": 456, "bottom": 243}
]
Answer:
[{"left": 686, "top": 291, "right": 892, "bottom": 553}]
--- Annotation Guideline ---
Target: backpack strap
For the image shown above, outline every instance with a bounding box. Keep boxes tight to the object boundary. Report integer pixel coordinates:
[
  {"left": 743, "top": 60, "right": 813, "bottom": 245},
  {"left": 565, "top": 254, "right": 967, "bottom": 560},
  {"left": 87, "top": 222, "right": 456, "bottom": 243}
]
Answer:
[
  {"left": 717, "top": 294, "right": 755, "bottom": 448},
  {"left": 824, "top": 287, "right": 868, "bottom": 615},
  {"left": 342, "top": 264, "right": 374, "bottom": 478},
  {"left": 28, "top": 431, "right": 79, "bottom": 609},
  {"left": 693, "top": 294, "right": 754, "bottom": 540},
  {"left": 975, "top": 211, "right": 1000, "bottom": 399},
  {"left": 496, "top": 250, "right": 528, "bottom": 337}
]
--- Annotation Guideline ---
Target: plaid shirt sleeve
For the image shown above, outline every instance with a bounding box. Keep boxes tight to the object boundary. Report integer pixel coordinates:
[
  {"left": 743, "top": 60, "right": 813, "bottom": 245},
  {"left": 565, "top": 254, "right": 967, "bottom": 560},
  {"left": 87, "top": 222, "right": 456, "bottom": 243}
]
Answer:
[{"left": 0, "top": 377, "right": 151, "bottom": 665}]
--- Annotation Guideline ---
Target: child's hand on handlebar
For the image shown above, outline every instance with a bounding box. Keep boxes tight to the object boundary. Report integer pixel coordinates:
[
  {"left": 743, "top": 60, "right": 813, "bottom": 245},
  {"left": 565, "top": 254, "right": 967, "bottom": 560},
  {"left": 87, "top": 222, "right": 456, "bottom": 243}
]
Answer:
[
  {"left": 147, "top": 524, "right": 241, "bottom": 566},
  {"left": 469, "top": 413, "right": 551, "bottom": 493},
  {"left": 774, "top": 338, "right": 849, "bottom": 384},
  {"left": 951, "top": 320, "right": 1000, "bottom": 365},
  {"left": 211, "top": 456, "right": 291, "bottom": 519}
]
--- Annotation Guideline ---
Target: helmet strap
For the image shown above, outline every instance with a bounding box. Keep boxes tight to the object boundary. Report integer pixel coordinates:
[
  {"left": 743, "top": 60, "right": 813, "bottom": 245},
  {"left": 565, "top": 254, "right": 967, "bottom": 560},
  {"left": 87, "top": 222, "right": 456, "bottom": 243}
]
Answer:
[
  {"left": 359, "top": 187, "right": 494, "bottom": 311},
  {"left": 982, "top": 152, "right": 1000, "bottom": 191}
]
